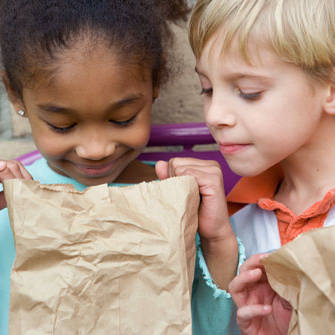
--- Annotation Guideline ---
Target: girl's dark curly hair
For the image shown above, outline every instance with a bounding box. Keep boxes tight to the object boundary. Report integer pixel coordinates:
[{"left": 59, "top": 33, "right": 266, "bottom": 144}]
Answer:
[{"left": 0, "top": 0, "right": 190, "bottom": 97}]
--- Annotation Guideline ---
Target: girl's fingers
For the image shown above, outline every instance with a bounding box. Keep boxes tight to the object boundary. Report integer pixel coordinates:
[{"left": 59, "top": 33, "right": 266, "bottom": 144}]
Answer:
[
  {"left": 155, "top": 160, "right": 169, "bottom": 180},
  {"left": 16, "top": 161, "right": 33, "bottom": 180},
  {"left": 237, "top": 304, "right": 272, "bottom": 328},
  {"left": 0, "top": 166, "right": 16, "bottom": 181},
  {"left": 0, "top": 160, "right": 32, "bottom": 181}
]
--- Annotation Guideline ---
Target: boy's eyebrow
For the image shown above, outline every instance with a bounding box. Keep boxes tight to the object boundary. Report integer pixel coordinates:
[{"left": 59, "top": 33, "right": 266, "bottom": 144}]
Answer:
[
  {"left": 195, "top": 66, "right": 271, "bottom": 82},
  {"left": 37, "top": 94, "right": 143, "bottom": 114},
  {"left": 224, "top": 72, "right": 272, "bottom": 82}
]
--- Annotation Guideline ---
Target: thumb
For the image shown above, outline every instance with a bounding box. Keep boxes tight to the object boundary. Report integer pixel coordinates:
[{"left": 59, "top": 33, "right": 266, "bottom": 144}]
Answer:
[
  {"left": 0, "top": 191, "right": 6, "bottom": 210},
  {"left": 155, "top": 160, "right": 169, "bottom": 180}
]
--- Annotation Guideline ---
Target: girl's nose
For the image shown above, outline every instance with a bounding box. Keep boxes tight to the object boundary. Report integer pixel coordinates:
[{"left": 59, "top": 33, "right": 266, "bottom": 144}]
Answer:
[
  {"left": 75, "top": 139, "right": 116, "bottom": 160},
  {"left": 205, "top": 94, "right": 237, "bottom": 128}
]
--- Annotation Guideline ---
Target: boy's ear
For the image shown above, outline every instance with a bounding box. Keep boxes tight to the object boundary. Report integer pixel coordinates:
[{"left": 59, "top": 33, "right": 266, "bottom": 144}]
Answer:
[
  {"left": 324, "top": 82, "right": 335, "bottom": 115},
  {"left": 1, "top": 71, "right": 25, "bottom": 113}
]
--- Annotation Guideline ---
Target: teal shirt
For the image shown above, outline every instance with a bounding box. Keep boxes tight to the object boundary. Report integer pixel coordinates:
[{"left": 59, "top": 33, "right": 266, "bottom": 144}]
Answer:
[{"left": 0, "top": 157, "right": 244, "bottom": 334}]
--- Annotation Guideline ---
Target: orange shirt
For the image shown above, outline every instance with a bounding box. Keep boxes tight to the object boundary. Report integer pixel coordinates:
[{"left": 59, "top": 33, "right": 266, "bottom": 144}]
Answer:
[{"left": 227, "top": 165, "right": 335, "bottom": 245}]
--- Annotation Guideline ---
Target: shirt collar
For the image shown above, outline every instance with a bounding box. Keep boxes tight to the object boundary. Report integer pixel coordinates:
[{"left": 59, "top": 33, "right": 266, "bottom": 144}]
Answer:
[{"left": 227, "top": 164, "right": 283, "bottom": 215}]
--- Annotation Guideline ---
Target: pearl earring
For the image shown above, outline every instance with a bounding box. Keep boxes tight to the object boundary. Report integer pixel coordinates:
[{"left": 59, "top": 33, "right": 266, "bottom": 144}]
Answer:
[{"left": 17, "top": 110, "right": 25, "bottom": 117}]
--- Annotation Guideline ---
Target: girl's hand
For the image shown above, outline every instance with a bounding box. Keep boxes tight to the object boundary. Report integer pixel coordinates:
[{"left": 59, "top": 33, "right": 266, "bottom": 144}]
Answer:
[
  {"left": 229, "top": 254, "right": 292, "bottom": 335},
  {"left": 155, "top": 158, "right": 238, "bottom": 290},
  {"left": 0, "top": 160, "right": 33, "bottom": 210}
]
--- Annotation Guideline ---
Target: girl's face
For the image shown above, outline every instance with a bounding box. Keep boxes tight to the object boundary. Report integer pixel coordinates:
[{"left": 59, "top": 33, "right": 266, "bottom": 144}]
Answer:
[{"left": 12, "top": 42, "right": 157, "bottom": 186}]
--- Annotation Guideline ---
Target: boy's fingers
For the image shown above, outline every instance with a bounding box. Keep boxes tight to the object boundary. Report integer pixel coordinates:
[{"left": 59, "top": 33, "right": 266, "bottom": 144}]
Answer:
[
  {"left": 155, "top": 160, "right": 169, "bottom": 180},
  {"left": 0, "top": 191, "right": 6, "bottom": 210},
  {"left": 229, "top": 268, "right": 263, "bottom": 306},
  {"left": 237, "top": 305, "right": 272, "bottom": 327},
  {"left": 240, "top": 253, "right": 268, "bottom": 273}
]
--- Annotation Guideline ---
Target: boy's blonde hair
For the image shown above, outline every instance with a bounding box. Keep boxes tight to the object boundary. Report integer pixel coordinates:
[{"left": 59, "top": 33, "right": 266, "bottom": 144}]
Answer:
[{"left": 189, "top": 0, "right": 335, "bottom": 82}]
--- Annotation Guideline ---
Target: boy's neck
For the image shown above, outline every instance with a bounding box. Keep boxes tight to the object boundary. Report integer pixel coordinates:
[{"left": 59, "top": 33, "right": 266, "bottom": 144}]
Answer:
[{"left": 275, "top": 114, "right": 335, "bottom": 214}]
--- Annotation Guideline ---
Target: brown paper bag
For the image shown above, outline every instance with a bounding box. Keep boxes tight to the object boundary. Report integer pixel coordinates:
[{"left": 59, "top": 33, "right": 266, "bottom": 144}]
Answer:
[
  {"left": 4, "top": 176, "right": 199, "bottom": 335},
  {"left": 261, "top": 225, "right": 335, "bottom": 335}
]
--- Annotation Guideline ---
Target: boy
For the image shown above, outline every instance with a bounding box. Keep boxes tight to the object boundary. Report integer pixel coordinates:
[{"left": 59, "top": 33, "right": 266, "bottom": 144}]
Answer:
[{"left": 187, "top": 0, "right": 335, "bottom": 333}]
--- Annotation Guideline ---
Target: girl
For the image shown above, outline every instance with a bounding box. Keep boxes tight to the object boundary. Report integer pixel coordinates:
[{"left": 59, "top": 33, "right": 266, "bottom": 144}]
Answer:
[{"left": 0, "top": 1, "right": 243, "bottom": 334}]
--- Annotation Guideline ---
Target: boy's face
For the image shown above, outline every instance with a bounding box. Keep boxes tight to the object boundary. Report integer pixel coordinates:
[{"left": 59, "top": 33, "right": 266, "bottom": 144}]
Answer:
[
  {"left": 13, "top": 42, "right": 156, "bottom": 186},
  {"left": 196, "top": 31, "right": 328, "bottom": 177}
]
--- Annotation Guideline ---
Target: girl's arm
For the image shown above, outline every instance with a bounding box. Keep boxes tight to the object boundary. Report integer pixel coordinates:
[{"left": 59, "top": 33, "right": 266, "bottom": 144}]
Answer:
[{"left": 0, "top": 160, "right": 33, "bottom": 209}]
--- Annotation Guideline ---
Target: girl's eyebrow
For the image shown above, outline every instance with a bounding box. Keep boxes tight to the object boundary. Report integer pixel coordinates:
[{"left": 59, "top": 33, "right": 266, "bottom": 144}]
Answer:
[{"left": 37, "top": 94, "right": 144, "bottom": 114}]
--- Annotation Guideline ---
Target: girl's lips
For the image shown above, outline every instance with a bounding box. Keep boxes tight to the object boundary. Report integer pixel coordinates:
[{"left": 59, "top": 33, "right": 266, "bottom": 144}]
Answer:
[
  {"left": 73, "top": 161, "right": 117, "bottom": 177},
  {"left": 219, "top": 143, "right": 250, "bottom": 155}
]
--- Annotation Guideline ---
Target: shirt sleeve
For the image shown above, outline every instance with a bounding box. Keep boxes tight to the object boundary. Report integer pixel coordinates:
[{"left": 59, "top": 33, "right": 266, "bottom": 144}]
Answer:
[{"left": 191, "top": 233, "right": 245, "bottom": 335}]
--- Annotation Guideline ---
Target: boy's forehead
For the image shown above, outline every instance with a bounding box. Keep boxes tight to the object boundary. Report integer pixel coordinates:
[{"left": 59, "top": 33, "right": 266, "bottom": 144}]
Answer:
[{"left": 197, "top": 24, "right": 278, "bottom": 72}]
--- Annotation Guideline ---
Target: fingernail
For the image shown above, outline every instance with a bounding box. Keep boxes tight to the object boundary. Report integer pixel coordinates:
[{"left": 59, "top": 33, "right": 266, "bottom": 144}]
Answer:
[
  {"left": 263, "top": 305, "right": 271, "bottom": 311},
  {"left": 0, "top": 161, "right": 5, "bottom": 170}
]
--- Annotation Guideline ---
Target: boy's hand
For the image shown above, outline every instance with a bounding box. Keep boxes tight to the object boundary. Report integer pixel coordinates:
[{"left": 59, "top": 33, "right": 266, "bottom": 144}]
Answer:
[
  {"left": 229, "top": 254, "right": 292, "bottom": 335},
  {"left": 156, "top": 158, "right": 238, "bottom": 290},
  {"left": 0, "top": 160, "right": 33, "bottom": 210}
]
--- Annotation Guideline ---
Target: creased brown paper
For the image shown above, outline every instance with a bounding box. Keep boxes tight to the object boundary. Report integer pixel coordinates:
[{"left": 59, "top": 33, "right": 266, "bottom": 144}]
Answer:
[
  {"left": 261, "top": 225, "right": 335, "bottom": 335},
  {"left": 4, "top": 176, "right": 199, "bottom": 335}
]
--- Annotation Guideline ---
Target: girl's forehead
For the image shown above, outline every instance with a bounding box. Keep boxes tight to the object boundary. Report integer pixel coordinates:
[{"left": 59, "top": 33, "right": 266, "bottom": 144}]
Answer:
[{"left": 29, "top": 42, "right": 152, "bottom": 90}]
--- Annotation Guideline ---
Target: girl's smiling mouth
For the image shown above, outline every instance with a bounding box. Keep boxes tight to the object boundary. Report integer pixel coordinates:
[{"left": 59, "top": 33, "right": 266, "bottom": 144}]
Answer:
[{"left": 71, "top": 159, "right": 120, "bottom": 177}]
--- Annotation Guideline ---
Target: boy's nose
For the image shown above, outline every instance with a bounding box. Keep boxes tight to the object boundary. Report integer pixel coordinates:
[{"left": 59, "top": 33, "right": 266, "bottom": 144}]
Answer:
[
  {"left": 205, "top": 95, "right": 237, "bottom": 128},
  {"left": 75, "top": 139, "right": 116, "bottom": 160}
]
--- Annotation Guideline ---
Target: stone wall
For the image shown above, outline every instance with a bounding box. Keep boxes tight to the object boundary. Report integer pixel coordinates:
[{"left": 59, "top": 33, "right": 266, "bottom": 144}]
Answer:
[{"left": 0, "top": 20, "right": 204, "bottom": 160}]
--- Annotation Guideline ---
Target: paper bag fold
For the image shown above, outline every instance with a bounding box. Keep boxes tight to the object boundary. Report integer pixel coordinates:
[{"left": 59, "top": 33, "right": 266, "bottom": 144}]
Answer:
[{"left": 262, "top": 225, "right": 335, "bottom": 335}]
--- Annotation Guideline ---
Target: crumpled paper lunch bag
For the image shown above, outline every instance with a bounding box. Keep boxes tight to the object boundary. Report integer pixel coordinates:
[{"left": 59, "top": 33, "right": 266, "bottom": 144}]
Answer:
[
  {"left": 4, "top": 176, "right": 199, "bottom": 335},
  {"left": 262, "top": 225, "right": 335, "bottom": 335}
]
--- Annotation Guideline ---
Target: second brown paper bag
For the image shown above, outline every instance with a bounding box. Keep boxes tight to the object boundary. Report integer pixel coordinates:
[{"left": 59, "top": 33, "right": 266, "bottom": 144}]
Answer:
[
  {"left": 4, "top": 176, "right": 199, "bottom": 335},
  {"left": 262, "top": 225, "right": 335, "bottom": 335}
]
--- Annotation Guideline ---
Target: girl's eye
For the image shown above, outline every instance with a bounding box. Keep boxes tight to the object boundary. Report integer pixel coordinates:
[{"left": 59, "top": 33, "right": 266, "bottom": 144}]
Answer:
[
  {"left": 200, "top": 87, "right": 213, "bottom": 96},
  {"left": 47, "top": 122, "right": 76, "bottom": 133},
  {"left": 238, "top": 89, "right": 262, "bottom": 101},
  {"left": 109, "top": 113, "right": 137, "bottom": 127}
]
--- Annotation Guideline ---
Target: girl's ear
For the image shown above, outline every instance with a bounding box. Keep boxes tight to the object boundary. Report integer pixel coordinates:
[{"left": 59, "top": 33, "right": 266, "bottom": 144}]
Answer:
[
  {"left": 153, "top": 86, "right": 160, "bottom": 102},
  {"left": 324, "top": 81, "right": 335, "bottom": 115},
  {"left": 1, "top": 71, "right": 25, "bottom": 114}
]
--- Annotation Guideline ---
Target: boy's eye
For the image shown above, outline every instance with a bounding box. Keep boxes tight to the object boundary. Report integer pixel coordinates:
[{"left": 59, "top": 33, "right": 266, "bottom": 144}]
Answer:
[
  {"left": 200, "top": 87, "right": 213, "bottom": 96},
  {"left": 47, "top": 122, "right": 76, "bottom": 133},
  {"left": 109, "top": 114, "right": 137, "bottom": 127},
  {"left": 237, "top": 89, "right": 262, "bottom": 101}
]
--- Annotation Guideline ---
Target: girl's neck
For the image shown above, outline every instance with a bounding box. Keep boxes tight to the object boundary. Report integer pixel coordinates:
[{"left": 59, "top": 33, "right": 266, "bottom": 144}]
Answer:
[
  {"left": 274, "top": 116, "right": 335, "bottom": 215},
  {"left": 115, "top": 159, "right": 157, "bottom": 184}
]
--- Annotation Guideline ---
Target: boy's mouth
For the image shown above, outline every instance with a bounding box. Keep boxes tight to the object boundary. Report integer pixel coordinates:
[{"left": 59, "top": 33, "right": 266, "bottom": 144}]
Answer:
[{"left": 219, "top": 143, "right": 250, "bottom": 155}]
